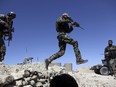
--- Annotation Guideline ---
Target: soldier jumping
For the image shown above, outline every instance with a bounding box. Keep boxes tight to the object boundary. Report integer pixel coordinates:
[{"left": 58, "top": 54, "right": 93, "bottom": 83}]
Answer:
[{"left": 45, "top": 13, "right": 88, "bottom": 70}]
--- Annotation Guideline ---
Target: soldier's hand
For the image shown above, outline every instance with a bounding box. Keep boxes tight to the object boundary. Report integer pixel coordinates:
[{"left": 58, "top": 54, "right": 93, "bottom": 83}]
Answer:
[
  {"left": 73, "top": 22, "right": 80, "bottom": 27},
  {"left": 71, "top": 21, "right": 75, "bottom": 25}
]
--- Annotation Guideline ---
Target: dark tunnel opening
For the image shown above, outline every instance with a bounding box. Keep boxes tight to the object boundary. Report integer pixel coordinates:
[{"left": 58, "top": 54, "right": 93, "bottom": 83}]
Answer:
[{"left": 50, "top": 74, "right": 78, "bottom": 87}]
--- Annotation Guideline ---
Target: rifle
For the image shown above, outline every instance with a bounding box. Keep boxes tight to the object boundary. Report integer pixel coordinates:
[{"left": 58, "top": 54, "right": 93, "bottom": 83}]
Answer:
[
  {"left": 72, "top": 22, "right": 85, "bottom": 30},
  {"left": 67, "top": 17, "right": 85, "bottom": 30},
  {"left": 4, "top": 24, "right": 14, "bottom": 46}
]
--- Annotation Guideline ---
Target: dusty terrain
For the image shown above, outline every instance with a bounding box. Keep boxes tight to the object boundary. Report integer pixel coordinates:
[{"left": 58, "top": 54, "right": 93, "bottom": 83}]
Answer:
[{"left": 0, "top": 62, "right": 116, "bottom": 87}]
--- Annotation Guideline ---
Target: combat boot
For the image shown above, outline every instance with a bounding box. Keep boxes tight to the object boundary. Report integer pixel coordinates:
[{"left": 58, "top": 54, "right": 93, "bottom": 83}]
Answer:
[
  {"left": 114, "top": 73, "right": 116, "bottom": 79},
  {"left": 45, "top": 59, "right": 50, "bottom": 70},
  {"left": 76, "top": 58, "right": 88, "bottom": 65},
  {"left": 114, "top": 74, "right": 116, "bottom": 79}
]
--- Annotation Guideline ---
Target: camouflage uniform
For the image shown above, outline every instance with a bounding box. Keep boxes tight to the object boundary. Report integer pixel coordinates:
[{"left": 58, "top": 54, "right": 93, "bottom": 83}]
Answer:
[
  {"left": 105, "top": 44, "right": 116, "bottom": 59},
  {"left": 45, "top": 15, "right": 87, "bottom": 69},
  {"left": 0, "top": 15, "right": 7, "bottom": 62},
  {"left": 0, "top": 13, "right": 14, "bottom": 62}
]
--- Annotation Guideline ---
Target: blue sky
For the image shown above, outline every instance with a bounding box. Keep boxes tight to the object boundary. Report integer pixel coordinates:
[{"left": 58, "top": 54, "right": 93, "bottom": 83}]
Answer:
[{"left": 0, "top": 0, "right": 116, "bottom": 70}]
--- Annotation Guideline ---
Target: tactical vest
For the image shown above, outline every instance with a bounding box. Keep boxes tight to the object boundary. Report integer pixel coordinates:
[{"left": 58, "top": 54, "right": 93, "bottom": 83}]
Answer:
[
  {"left": 56, "top": 18, "right": 73, "bottom": 33},
  {"left": 105, "top": 46, "right": 116, "bottom": 59}
]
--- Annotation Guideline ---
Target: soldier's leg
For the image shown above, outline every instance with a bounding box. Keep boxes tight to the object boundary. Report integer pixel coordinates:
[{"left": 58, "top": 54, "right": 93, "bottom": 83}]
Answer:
[
  {"left": 0, "top": 51, "right": 2, "bottom": 62},
  {"left": 111, "top": 59, "right": 116, "bottom": 79},
  {"left": 45, "top": 41, "right": 66, "bottom": 70},
  {"left": 49, "top": 42, "right": 66, "bottom": 62},
  {"left": 114, "top": 71, "right": 116, "bottom": 79},
  {"left": 61, "top": 35, "right": 88, "bottom": 64},
  {"left": 0, "top": 45, "right": 6, "bottom": 61},
  {"left": 0, "top": 39, "right": 6, "bottom": 62}
]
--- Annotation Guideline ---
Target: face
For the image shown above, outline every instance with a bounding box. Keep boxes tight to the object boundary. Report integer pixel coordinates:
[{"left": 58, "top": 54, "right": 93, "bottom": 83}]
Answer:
[
  {"left": 108, "top": 40, "right": 113, "bottom": 46},
  {"left": 8, "top": 15, "right": 15, "bottom": 20}
]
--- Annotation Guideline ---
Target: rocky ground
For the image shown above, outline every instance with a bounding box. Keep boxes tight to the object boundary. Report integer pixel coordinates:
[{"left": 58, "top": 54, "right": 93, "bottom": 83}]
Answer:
[{"left": 0, "top": 62, "right": 116, "bottom": 87}]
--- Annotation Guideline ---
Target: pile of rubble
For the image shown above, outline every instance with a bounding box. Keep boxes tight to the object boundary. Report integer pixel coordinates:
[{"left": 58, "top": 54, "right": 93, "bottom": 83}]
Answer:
[
  {"left": 0, "top": 62, "right": 116, "bottom": 87},
  {"left": 0, "top": 62, "right": 66, "bottom": 87}
]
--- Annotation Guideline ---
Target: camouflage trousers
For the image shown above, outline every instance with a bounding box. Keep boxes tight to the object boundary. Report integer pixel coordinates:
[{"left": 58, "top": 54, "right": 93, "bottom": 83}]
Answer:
[
  {"left": 111, "top": 59, "right": 116, "bottom": 77},
  {"left": 48, "top": 33, "right": 82, "bottom": 63},
  {"left": 0, "top": 38, "right": 6, "bottom": 62}
]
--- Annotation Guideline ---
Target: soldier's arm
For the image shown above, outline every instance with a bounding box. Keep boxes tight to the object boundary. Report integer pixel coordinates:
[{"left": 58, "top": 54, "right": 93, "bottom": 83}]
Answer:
[
  {"left": 114, "top": 45, "right": 116, "bottom": 50},
  {"left": 104, "top": 47, "right": 108, "bottom": 54},
  {"left": 0, "top": 14, "right": 6, "bottom": 25},
  {"left": 0, "top": 19, "right": 6, "bottom": 25},
  {"left": 0, "top": 19, "right": 9, "bottom": 29},
  {"left": 104, "top": 47, "right": 109, "bottom": 59},
  {"left": 104, "top": 47, "right": 108, "bottom": 58},
  {"left": 0, "top": 15, "right": 9, "bottom": 28},
  {"left": 66, "top": 17, "right": 80, "bottom": 27}
]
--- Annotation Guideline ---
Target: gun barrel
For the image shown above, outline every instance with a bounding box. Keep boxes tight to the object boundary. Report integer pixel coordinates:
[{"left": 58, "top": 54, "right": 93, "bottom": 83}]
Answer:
[{"left": 79, "top": 26, "right": 85, "bottom": 30}]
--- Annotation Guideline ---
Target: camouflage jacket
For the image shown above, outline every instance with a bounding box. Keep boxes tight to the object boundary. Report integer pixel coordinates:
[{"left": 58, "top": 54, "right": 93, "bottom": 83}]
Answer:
[
  {"left": 56, "top": 17, "right": 73, "bottom": 34},
  {"left": 0, "top": 14, "right": 13, "bottom": 38},
  {"left": 0, "top": 14, "right": 6, "bottom": 27},
  {"left": 105, "top": 45, "right": 116, "bottom": 53},
  {"left": 104, "top": 45, "right": 116, "bottom": 59}
]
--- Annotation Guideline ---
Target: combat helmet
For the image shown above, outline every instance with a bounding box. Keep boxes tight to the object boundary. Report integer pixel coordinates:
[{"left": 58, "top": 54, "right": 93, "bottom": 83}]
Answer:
[
  {"left": 7, "top": 11, "right": 16, "bottom": 19},
  {"left": 62, "top": 13, "right": 70, "bottom": 17}
]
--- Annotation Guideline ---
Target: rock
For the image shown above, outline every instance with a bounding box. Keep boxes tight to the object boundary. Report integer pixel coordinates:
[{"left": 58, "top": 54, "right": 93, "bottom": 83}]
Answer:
[
  {"left": 23, "top": 80, "right": 29, "bottom": 86},
  {"left": 24, "top": 77, "right": 31, "bottom": 82},
  {"left": 15, "top": 80, "right": 23, "bottom": 86},
  {"left": 0, "top": 78, "right": 3, "bottom": 86},
  {"left": 11, "top": 71, "right": 24, "bottom": 80},
  {"left": 39, "top": 79, "right": 47, "bottom": 84},
  {"left": 77, "top": 66, "right": 94, "bottom": 73},
  {"left": 29, "top": 80, "right": 36, "bottom": 86},
  {"left": 31, "top": 75, "right": 38, "bottom": 81},
  {"left": 23, "top": 85, "right": 33, "bottom": 87},
  {"left": 43, "top": 83, "right": 49, "bottom": 87},
  {"left": 36, "top": 82, "right": 43, "bottom": 87},
  {"left": 23, "top": 70, "right": 31, "bottom": 78},
  {"left": 0, "top": 75, "right": 14, "bottom": 86}
]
